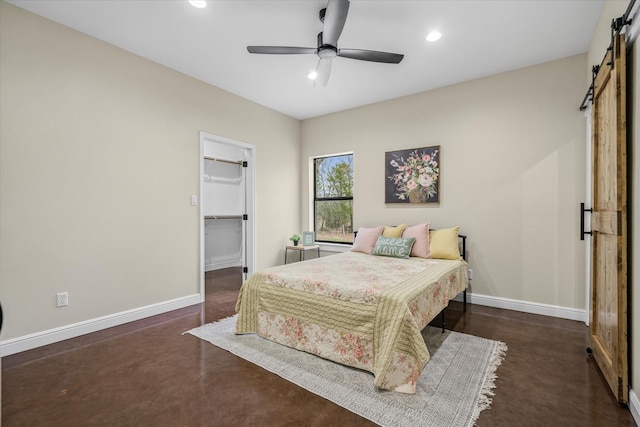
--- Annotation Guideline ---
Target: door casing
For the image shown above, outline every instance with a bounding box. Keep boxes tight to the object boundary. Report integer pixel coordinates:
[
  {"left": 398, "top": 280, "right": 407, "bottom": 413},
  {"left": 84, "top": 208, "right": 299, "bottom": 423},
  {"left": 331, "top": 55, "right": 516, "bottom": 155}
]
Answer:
[{"left": 199, "top": 132, "right": 256, "bottom": 300}]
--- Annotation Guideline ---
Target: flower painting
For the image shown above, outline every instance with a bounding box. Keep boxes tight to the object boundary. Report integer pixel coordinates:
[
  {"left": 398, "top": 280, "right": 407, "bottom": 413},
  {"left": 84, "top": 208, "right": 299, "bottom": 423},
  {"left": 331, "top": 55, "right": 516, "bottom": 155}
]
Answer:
[{"left": 385, "top": 146, "right": 440, "bottom": 204}]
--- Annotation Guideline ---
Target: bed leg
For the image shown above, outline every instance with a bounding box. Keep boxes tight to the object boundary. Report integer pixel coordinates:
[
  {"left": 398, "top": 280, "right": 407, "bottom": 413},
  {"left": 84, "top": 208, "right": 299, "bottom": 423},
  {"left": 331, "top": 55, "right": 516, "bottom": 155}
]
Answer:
[
  {"left": 464, "top": 289, "right": 467, "bottom": 311},
  {"left": 441, "top": 310, "right": 445, "bottom": 333}
]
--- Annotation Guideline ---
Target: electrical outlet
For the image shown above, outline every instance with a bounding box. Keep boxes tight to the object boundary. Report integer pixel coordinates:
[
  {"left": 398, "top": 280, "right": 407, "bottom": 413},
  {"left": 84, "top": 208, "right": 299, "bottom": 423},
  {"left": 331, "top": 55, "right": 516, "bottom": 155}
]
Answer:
[
  {"left": 57, "top": 292, "right": 68, "bottom": 307},
  {"left": 467, "top": 268, "right": 473, "bottom": 280}
]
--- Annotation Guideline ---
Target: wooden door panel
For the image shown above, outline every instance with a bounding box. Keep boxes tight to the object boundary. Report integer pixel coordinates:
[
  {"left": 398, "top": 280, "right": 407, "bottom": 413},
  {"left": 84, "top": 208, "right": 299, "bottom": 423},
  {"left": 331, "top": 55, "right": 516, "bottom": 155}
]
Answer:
[
  {"left": 591, "top": 211, "right": 621, "bottom": 235},
  {"left": 589, "top": 32, "right": 627, "bottom": 404}
]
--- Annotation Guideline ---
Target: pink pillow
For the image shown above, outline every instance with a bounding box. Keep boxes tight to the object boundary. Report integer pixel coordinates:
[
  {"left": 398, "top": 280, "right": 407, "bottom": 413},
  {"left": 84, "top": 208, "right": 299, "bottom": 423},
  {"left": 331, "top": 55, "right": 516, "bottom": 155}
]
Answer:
[
  {"left": 351, "top": 226, "right": 383, "bottom": 254},
  {"left": 402, "top": 223, "right": 431, "bottom": 258}
]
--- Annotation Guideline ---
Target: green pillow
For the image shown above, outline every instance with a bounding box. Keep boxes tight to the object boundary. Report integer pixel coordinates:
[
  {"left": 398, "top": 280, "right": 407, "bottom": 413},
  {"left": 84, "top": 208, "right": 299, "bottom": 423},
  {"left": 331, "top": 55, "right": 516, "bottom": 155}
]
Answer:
[{"left": 371, "top": 236, "right": 416, "bottom": 259}]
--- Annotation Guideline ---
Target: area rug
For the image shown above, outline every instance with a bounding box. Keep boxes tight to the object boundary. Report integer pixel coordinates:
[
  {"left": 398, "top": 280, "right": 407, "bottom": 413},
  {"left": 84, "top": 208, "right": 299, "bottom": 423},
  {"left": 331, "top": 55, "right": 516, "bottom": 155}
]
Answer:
[{"left": 186, "top": 315, "right": 507, "bottom": 427}]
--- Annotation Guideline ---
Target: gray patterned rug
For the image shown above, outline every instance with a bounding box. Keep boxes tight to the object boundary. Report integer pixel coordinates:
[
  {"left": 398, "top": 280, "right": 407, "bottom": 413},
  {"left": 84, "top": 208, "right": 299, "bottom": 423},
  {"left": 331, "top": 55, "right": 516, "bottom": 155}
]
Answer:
[{"left": 186, "top": 315, "right": 506, "bottom": 427}]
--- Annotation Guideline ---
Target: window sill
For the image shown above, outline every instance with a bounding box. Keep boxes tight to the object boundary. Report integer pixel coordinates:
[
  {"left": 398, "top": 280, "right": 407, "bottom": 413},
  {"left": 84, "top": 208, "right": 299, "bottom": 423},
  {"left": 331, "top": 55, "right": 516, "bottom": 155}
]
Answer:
[{"left": 317, "top": 242, "right": 353, "bottom": 253}]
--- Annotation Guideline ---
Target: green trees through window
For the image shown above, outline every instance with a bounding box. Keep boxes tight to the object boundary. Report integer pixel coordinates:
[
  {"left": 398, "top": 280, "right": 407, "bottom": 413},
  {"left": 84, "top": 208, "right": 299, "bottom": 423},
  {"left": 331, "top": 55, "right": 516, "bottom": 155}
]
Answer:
[{"left": 314, "top": 154, "right": 353, "bottom": 244}]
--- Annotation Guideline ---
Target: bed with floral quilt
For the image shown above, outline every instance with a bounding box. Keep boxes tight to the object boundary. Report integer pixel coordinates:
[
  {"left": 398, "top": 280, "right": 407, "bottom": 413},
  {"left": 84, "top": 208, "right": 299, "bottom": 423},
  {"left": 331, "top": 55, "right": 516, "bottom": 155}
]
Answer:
[{"left": 235, "top": 224, "right": 468, "bottom": 394}]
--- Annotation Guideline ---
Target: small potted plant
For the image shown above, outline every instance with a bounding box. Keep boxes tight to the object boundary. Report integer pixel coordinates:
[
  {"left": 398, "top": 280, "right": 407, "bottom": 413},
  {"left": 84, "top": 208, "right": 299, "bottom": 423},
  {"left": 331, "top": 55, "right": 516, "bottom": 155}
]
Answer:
[{"left": 289, "top": 234, "right": 301, "bottom": 246}]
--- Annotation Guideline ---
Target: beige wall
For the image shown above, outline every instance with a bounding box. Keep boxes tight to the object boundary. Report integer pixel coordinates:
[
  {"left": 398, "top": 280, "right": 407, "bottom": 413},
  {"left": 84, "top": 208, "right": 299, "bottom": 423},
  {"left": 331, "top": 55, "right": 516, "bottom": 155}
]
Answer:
[
  {"left": 587, "top": 0, "right": 638, "bottom": 406},
  {"left": 0, "top": 2, "right": 301, "bottom": 341},
  {"left": 302, "top": 54, "right": 587, "bottom": 309}
]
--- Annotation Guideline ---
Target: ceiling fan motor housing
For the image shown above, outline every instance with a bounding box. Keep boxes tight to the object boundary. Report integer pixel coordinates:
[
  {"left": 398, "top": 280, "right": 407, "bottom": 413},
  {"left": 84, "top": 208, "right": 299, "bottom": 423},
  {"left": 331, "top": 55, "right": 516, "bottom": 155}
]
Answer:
[
  {"left": 318, "top": 45, "right": 337, "bottom": 59},
  {"left": 317, "top": 32, "right": 338, "bottom": 58}
]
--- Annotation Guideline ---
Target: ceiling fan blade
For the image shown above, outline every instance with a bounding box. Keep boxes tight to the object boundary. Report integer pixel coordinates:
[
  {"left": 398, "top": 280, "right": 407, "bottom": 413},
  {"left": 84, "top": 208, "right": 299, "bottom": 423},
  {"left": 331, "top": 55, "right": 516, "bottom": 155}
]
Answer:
[
  {"left": 247, "top": 46, "right": 317, "bottom": 55},
  {"left": 323, "top": 0, "right": 350, "bottom": 46},
  {"left": 315, "top": 58, "right": 332, "bottom": 86},
  {"left": 338, "top": 48, "right": 404, "bottom": 64}
]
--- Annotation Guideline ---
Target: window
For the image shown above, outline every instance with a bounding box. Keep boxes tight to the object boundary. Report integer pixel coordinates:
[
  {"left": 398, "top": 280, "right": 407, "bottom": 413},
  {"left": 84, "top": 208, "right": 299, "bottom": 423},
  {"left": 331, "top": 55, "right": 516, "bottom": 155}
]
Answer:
[{"left": 313, "top": 154, "right": 353, "bottom": 244}]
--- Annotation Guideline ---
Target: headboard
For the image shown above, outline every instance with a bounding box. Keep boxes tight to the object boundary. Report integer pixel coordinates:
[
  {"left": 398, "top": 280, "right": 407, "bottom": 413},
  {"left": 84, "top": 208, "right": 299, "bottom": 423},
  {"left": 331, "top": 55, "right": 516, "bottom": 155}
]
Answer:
[{"left": 458, "top": 234, "right": 467, "bottom": 261}]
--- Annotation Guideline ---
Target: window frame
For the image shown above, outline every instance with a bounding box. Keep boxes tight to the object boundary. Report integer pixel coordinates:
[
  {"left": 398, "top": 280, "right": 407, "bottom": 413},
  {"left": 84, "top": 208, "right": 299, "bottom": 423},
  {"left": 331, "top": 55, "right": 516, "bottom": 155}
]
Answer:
[{"left": 312, "top": 153, "right": 354, "bottom": 245}]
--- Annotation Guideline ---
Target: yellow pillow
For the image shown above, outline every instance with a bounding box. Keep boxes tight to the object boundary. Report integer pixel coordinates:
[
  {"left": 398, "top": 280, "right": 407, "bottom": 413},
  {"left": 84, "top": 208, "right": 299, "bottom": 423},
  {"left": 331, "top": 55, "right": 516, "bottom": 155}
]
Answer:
[
  {"left": 382, "top": 224, "right": 406, "bottom": 238},
  {"left": 429, "top": 226, "right": 462, "bottom": 260}
]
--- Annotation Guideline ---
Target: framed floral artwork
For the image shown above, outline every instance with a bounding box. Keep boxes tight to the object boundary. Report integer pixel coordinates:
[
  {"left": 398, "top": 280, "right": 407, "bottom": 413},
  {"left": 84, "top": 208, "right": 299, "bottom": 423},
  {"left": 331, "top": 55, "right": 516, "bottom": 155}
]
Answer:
[{"left": 385, "top": 146, "right": 440, "bottom": 204}]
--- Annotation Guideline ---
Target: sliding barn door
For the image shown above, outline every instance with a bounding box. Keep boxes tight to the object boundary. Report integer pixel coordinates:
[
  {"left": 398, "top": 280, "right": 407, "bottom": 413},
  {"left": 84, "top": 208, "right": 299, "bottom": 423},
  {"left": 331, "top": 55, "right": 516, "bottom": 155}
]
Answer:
[{"left": 589, "top": 32, "right": 628, "bottom": 404}]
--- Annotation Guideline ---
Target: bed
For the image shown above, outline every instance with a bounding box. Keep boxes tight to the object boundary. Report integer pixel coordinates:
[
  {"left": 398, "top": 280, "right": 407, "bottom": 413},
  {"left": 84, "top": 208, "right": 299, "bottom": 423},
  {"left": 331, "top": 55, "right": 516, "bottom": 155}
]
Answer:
[{"left": 235, "top": 225, "right": 468, "bottom": 394}]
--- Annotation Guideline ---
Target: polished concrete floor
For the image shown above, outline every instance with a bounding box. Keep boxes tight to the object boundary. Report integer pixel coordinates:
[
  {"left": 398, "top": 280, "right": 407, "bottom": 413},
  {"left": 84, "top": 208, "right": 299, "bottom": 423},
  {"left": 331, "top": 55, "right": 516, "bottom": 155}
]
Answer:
[{"left": 2, "top": 267, "right": 636, "bottom": 426}]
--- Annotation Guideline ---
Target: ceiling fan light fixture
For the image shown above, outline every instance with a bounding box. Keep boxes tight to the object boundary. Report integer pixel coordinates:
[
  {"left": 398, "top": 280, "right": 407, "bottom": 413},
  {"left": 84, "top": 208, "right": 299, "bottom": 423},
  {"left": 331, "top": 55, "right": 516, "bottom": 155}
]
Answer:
[
  {"left": 308, "top": 70, "right": 318, "bottom": 80},
  {"left": 426, "top": 30, "right": 442, "bottom": 42},
  {"left": 189, "top": 0, "right": 207, "bottom": 8}
]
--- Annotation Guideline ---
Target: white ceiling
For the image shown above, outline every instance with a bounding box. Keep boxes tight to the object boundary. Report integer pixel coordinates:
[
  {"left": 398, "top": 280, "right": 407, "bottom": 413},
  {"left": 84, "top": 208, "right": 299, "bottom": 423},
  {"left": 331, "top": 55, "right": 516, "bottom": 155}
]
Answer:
[{"left": 8, "top": 0, "right": 604, "bottom": 120}]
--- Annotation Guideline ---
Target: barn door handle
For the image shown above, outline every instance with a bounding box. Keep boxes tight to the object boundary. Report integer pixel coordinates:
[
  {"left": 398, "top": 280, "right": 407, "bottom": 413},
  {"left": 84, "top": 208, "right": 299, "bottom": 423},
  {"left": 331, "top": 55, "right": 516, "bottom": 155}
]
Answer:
[{"left": 581, "top": 202, "right": 592, "bottom": 240}]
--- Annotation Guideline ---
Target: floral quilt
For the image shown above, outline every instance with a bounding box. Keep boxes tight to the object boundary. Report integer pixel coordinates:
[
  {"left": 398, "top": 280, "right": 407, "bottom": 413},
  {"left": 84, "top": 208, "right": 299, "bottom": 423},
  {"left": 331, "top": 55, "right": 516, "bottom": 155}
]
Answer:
[{"left": 235, "top": 251, "right": 468, "bottom": 394}]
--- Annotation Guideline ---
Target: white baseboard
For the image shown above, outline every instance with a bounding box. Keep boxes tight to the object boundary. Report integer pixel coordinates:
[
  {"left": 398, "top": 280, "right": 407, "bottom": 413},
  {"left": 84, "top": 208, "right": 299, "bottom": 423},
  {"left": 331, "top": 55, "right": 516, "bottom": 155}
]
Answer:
[
  {"left": 452, "top": 292, "right": 586, "bottom": 322},
  {"left": 630, "top": 388, "right": 640, "bottom": 426},
  {"left": 205, "top": 260, "right": 242, "bottom": 271},
  {"left": 0, "top": 293, "right": 202, "bottom": 357}
]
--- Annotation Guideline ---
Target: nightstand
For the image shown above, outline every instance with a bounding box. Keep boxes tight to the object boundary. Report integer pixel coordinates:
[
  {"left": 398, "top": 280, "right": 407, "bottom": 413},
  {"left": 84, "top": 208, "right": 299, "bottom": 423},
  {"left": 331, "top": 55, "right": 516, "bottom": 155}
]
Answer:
[{"left": 285, "top": 245, "right": 320, "bottom": 264}]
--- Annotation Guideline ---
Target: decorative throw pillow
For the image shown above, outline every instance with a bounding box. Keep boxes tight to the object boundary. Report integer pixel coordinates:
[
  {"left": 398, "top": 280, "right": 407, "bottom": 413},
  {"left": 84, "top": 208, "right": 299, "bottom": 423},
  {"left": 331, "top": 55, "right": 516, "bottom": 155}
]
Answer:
[
  {"left": 402, "top": 223, "right": 431, "bottom": 258},
  {"left": 429, "top": 226, "right": 462, "bottom": 260},
  {"left": 371, "top": 236, "right": 416, "bottom": 259},
  {"left": 382, "top": 224, "right": 406, "bottom": 238},
  {"left": 351, "top": 226, "right": 383, "bottom": 254}
]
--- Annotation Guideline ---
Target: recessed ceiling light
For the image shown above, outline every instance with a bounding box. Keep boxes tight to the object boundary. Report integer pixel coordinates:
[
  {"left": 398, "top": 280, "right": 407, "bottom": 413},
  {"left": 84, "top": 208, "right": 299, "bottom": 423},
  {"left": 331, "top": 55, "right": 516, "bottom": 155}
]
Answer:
[
  {"left": 308, "top": 70, "right": 318, "bottom": 80},
  {"left": 189, "top": 0, "right": 207, "bottom": 8},
  {"left": 426, "top": 31, "right": 442, "bottom": 42}
]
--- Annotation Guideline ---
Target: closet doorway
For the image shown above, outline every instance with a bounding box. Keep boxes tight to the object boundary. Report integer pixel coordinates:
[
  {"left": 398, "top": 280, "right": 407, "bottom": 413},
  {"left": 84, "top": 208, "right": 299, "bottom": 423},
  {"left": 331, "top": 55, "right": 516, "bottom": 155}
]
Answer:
[{"left": 199, "top": 132, "right": 255, "bottom": 300}]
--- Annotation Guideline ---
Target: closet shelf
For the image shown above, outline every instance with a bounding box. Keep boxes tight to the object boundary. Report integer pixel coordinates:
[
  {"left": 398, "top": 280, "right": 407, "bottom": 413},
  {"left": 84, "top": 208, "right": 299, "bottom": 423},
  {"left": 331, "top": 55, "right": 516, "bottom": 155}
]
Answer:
[
  {"left": 205, "top": 215, "right": 245, "bottom": 220},
  {"left": 203, "top": 175, "right": 243, "bottom": 184}
]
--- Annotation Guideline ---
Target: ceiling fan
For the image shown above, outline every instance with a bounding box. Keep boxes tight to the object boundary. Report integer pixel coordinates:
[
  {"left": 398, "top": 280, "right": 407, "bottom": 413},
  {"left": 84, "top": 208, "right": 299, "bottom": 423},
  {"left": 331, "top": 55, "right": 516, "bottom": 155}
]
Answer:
[{"left": 246, "top": 0, "right": 404, "bottom": 86}]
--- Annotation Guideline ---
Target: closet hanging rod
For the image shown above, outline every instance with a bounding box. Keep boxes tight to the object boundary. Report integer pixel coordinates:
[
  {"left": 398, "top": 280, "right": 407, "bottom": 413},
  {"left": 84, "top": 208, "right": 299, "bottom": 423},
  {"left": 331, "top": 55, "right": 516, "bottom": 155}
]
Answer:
[
  {"left": 204, "top": 215, "right": 244, "bottom": 220},
  {"left": 204, "top": 156, "right": 244, "bottom": 166}
]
